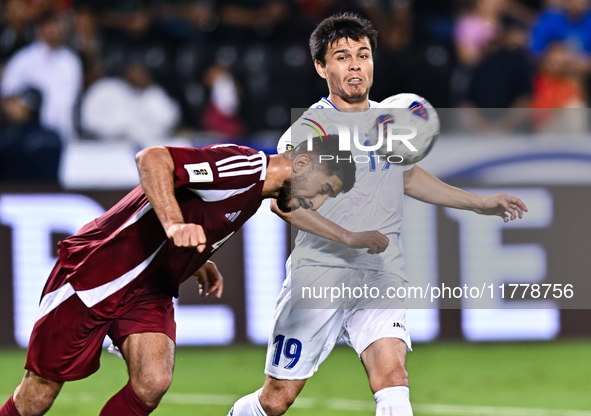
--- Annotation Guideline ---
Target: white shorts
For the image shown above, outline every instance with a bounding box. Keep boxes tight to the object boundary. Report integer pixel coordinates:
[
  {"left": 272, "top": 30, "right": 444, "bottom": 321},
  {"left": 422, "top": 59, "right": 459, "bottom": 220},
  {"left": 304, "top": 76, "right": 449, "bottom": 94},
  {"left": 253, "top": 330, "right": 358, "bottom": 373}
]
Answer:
[{"left": 264, "top": 265, "right": 412, "bottom": 380}]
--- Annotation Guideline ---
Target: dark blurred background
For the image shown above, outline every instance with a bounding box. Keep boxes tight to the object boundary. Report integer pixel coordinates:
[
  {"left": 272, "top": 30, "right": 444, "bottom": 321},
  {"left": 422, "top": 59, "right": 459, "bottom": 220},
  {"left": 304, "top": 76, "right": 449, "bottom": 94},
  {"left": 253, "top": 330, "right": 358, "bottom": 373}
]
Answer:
[{"left": 2, "top": 0, "right": 590, "bottom": 141}]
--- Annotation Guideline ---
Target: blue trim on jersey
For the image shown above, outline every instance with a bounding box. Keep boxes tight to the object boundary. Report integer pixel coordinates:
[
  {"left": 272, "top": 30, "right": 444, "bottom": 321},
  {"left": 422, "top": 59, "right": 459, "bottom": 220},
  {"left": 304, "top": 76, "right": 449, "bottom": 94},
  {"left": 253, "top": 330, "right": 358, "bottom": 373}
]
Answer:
[
  {"left": 321, "top": 97, "right": 339, "bottom": 111},
  {"left": 321, "top": 97, "right": 373, "bottom": 110}
]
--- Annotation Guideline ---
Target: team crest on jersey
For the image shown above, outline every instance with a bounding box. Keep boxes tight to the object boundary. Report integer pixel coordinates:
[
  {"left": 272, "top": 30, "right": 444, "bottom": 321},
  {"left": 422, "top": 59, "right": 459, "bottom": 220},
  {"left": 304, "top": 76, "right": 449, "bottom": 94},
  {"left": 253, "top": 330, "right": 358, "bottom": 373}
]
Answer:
[
  {"left": 184, "top": 162, "right": 213, "bottom": 183},
  {"left": 409, "top": 101, "right": 429, "bottom": 121}
]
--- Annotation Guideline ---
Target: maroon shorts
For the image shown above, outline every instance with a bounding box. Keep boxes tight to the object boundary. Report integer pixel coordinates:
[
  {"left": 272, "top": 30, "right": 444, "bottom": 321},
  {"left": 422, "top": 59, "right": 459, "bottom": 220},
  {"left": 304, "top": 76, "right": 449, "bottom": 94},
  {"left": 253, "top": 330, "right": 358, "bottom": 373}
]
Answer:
[{"left": 25, "top": 269, "right": 176, "bottom": 382}]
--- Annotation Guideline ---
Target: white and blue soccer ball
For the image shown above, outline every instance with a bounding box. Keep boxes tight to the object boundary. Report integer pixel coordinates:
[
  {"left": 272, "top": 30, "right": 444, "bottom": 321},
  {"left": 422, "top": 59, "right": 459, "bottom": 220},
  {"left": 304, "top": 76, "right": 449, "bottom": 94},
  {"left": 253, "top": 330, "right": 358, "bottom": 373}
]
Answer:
[{"left": 368, "top": 93, "right": 440, "bottom": 165}]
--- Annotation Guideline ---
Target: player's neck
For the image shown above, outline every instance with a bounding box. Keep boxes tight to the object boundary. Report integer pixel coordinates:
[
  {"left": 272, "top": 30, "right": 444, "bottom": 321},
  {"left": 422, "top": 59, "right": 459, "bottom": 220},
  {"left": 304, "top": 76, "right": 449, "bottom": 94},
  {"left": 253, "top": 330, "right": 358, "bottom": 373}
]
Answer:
[
  {"left": 327, "top": 93, "right": 369, "bottom": 111},
  {"left": 262, "top": 154, "right": 291, "bottom": 198}
]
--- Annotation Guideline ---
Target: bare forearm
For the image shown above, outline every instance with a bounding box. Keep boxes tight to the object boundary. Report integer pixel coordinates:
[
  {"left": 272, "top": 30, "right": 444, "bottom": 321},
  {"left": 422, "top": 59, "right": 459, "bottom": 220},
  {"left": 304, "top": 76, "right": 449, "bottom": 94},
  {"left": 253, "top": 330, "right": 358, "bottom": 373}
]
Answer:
[
  {"left": 270, "top": 200, "right": 389, "bottom": 252},
  {"left": 270, "top": 198, "right": 348, "bottom": 243},
  {"left": 404, "top": 166, "right": 528, "bottom": 222},
  {"left": 404, "top": 166, "right": 482, "bottom": 211},
  {"left": 291, "top": 208, "right": 349, "bottom": 244},
  {"left": 136, "top": 147, "right": 184, "bottom": 230}
]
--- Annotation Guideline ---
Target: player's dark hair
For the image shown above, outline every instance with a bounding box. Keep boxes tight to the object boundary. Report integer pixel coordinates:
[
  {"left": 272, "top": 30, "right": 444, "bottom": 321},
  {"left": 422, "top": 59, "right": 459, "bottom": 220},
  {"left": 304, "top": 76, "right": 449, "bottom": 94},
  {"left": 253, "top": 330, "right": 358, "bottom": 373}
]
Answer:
[
  {"left": 310, "top": 12, "right": 378, "bottom": 66},
  {"left": 293, "top": 135, "right": 356, "bottom": 193}
]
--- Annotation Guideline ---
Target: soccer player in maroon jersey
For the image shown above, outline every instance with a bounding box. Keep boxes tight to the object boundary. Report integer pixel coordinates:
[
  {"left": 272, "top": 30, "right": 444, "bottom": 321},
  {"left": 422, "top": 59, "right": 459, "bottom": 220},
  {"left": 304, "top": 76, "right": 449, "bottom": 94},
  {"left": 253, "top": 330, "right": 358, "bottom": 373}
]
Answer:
[{"left": 0, "top": 138, "right": 355, "bottom": 416}]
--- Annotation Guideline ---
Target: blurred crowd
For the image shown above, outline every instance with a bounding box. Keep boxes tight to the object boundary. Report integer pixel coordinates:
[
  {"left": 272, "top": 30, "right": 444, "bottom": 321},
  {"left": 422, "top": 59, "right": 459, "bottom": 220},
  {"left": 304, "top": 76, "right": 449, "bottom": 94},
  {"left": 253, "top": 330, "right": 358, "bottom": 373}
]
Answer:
[{"left": 0, "top": 0, "right": 590, "bottom": 181}]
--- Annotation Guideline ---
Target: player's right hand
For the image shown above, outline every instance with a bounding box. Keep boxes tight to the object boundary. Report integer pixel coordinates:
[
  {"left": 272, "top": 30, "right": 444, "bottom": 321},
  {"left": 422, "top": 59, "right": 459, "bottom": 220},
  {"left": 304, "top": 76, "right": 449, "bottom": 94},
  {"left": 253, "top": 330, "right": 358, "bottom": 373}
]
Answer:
[
  {"left": 166, "top": 223, "right": 207, "bottom": 252},
  {"left": 343, "top": 230, "right": 389, "bottom": 254},
  {"left": 270, "top": 198, "right": 292, "bottom": 223}
]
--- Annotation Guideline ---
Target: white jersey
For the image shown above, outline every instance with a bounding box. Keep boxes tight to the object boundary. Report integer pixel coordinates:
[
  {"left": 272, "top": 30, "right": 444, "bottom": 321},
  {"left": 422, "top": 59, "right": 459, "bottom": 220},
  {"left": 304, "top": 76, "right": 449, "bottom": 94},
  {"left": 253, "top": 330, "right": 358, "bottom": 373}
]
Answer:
[{"left": 278, "top": 97, "right": 414, "bottom": 277}]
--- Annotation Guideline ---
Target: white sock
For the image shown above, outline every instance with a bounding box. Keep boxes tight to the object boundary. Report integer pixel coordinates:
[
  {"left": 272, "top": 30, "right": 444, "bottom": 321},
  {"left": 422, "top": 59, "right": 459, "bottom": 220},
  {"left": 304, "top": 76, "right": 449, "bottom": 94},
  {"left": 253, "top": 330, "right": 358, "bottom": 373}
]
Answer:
[
  {"left": 228, "top": 388, "right": 268, "bottom": 416},
  {"left": 374, "top": 386, "right": 413, "bottom": 416}
]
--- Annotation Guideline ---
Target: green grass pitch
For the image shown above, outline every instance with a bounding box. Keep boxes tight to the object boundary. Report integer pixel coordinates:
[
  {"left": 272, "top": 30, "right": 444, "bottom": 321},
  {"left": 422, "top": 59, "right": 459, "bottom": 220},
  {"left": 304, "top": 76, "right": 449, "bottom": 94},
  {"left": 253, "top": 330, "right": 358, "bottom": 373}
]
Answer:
[{"left": 0, "top": 340, "right": 590, "bottom": 415}]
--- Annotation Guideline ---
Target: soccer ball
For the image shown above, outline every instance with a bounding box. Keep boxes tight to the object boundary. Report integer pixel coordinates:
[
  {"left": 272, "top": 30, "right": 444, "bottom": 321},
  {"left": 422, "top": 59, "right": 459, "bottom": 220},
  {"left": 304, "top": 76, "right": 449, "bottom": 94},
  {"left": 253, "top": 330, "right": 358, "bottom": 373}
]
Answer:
[{"left": 368, "top": 93, "right": 440, "bottom": 165}]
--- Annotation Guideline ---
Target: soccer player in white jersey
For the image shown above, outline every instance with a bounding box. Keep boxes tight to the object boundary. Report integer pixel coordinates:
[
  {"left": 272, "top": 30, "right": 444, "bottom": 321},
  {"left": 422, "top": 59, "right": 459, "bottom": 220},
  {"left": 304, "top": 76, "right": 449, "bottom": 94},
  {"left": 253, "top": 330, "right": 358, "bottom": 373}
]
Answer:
[{"left": 229, "top": 12, "right": 527, "bottom": 416}]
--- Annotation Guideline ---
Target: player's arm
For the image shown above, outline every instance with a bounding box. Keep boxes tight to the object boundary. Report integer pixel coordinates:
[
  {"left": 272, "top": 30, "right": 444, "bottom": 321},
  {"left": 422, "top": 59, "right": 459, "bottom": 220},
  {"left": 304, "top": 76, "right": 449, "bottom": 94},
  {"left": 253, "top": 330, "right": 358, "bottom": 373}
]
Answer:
[
  {"left": 403, "top": 165, "right": 528, "bottom": 222},
  {"left": 136, "top": 146, "right": 207, "bottom": 251},
  {"left": 270, "top": 199, "right": 389, "bottom": 254}
]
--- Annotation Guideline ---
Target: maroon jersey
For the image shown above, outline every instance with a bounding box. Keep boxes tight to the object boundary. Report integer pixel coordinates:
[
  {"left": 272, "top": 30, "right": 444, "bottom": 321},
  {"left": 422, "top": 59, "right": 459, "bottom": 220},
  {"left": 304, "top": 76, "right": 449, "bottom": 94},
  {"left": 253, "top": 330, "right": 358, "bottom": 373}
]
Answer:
[{"left": 37, "top": 144, "right": 269, "bottom": 319}]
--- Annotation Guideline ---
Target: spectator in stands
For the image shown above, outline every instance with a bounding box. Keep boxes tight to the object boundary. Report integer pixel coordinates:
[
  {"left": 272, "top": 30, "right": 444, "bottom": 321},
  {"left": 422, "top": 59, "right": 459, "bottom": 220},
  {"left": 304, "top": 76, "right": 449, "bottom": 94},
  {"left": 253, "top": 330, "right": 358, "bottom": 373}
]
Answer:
[
  {"left": 454, "top": 0, "right": 506, "bottom": 68},
  {"left": 0, "top": 87, "right": 62, "bottom": 182},
  {"left": 0, "top": 0, "right": 36, "bottom": 68},
  {"left": 219, "top": 0, "right": 290, "bottom": 29},
  {"left": 360, "top": 0, "right": 412, "bottom": 52},
  {"left": 71, "top": 5, "right": 103, "bottom": 87},
  {"left": 99, "top": 1, "right": 178, "bottom": 94},
  {"left": 452, "top": 0, "right": 507, "bottom": 104},
  {"left": 530, "top": 0, "right": 591, "bottom": 131},
  {"left": 201, "top": 63, "right": 244, "bottom": 138},
  {"left": 531, "top": 41, "right": 589, "bottom": 132},
  {"left": 80, "top": 61, "right": 180, "bottom": 147},
  {"left": 217, "top": 0, "right": 291, "bottom": 43},
  {"left": 460, "top": 16, "right": 533, "bottom": 133},
  {"left": 531, "top": 0, "right": 591, "bottom": 57},
  {"left": 0, "top": 10, "right": 83, "bottom": 142},
  {"left": 452, "top": 0, "right": 533, "bottom": 105},
  {"left": 466, "top": 17, "right": 533, "bottom": 108}
]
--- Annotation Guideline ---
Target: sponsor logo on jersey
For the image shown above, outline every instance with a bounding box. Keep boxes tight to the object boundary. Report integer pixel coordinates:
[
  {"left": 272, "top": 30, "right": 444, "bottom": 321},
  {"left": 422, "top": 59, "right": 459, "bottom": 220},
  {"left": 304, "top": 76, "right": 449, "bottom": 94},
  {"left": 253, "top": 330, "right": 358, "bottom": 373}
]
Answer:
[
  {"left": 225, "top": 211, "right": 241, "bottom": 222},
  {"left": 393, "top": 322, "right": 406, "bottom": 330},
  {"left": 409, "top": 101, "right": 429, "bottom": 121},
  {"left": 184, "top": 162, "right": 214, "bottom": 183}
]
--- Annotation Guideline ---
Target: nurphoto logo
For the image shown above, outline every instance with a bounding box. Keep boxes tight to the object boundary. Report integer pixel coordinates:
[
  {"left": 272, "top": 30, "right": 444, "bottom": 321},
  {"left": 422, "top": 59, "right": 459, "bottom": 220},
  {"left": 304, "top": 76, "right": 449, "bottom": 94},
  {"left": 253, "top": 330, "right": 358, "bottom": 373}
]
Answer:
[{"left": 302, "top": 118, "right": 418, "bottom": 164}]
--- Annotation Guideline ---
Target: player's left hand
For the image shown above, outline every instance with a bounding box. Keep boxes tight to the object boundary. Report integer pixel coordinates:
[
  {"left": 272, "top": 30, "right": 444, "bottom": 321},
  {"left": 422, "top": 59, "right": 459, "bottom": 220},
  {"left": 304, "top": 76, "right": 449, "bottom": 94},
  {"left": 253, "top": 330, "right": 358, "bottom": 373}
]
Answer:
[
  {"left": 474, "top": 193, "right": 528, "bottom": 222},
  {"left": 195, "top": 260, "right": 224, "bottom": 298}
]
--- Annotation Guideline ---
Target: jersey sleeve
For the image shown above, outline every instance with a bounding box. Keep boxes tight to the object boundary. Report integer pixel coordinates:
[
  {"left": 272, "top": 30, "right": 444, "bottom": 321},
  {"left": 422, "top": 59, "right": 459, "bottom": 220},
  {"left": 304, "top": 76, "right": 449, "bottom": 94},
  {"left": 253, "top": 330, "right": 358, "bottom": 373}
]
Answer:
[{"left": 165, "top": 145, "right": 265, "bottom": 189}]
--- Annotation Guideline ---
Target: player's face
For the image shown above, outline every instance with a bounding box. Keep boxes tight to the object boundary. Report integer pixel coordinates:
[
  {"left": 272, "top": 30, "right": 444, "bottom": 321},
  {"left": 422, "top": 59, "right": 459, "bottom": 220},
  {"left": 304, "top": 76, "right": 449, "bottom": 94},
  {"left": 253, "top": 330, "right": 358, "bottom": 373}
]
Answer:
[
  {"left": 275, "top": 166, "right": 343, "bottom": 213},
  {"left": 315, "top": 37, "right": 374, "bottom": 105},
  {"left": 289, "top": 167, "right": 342, "bottom": 211}
]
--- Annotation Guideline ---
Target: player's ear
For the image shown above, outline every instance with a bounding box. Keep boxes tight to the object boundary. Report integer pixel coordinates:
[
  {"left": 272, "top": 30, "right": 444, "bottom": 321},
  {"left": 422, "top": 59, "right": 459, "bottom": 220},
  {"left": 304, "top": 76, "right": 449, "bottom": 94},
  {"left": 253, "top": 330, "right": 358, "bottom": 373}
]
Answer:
[
  {"left": 314, "top": 60, "right": 327, "bottom": 79},
  {"left": 292, "top": 153, "right": 312, "bottom": 173}
]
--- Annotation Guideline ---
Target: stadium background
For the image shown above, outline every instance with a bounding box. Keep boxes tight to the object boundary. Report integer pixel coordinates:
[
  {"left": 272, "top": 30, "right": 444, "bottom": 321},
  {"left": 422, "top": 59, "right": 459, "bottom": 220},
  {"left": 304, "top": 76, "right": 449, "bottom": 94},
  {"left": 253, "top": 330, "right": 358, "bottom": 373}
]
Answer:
[{"left": 0, "top": 0, "right": 590, "bottom": 415}]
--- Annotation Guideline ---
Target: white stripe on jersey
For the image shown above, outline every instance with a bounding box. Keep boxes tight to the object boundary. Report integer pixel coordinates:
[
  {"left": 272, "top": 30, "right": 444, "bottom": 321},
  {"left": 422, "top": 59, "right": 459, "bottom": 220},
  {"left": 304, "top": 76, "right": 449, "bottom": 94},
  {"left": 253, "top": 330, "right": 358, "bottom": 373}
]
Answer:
[
  {"left": 259, "top": 151, "right": 267, "bottom": 180},
  {"left": 218, "top": 152, "right": 266, "bottom": 178},
  {"left": 35, "top": 283, "right": 75, "bottom": 322},
  {"left": 34, "top": 240, "right": 166, "bottom": 320},
  {"left": 216, "top": 153, "right": 261, "bottom": 167},
  {"left": 218, "top": 159, "right": 263, "bottom": 172},
  {"left": 219, "top": 166, "right": 263, "bottom": 177},
  {"left": 211, "top": 144, "right": 238, "bottom": 149},
  {"left": 189, "top": 183, "right": 256, "bottom": 202},
  {"left": 76, "top": 241, "right": 166, "bottom": 308},
  {"left": 119, "top": 202, "right": 152, "bottom": 231}
]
